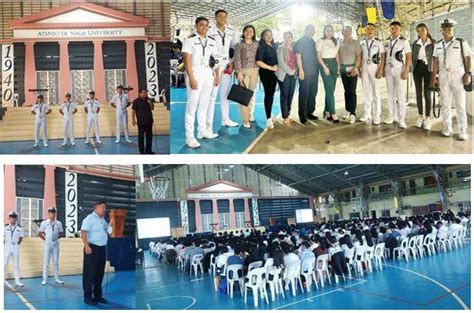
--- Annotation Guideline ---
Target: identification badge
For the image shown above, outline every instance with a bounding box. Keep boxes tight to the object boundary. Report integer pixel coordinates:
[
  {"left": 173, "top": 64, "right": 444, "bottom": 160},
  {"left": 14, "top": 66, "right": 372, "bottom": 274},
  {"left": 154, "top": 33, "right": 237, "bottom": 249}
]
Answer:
[{"left": 52, "top": 233, "right": 58, "bottom": 241}]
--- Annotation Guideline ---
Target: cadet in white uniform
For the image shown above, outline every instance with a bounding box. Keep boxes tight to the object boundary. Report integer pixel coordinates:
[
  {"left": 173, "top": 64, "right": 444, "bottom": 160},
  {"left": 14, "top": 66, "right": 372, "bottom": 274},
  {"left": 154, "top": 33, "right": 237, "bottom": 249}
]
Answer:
[
  {"left": 39, "top": 207, "right": 65, "bottom": 285},
  {"left": 183, "top": 16, "right": 220, "bottom": 149},
  {"left": 31, "top": 94, "right": 51, "bottom": 148},
  {"left": 84, "top": 90, "right": 102, "bottom": 144},
  {"left": 4, "top": 212, "right": 24, "bottom": 287},
  {"left": 431, "top": 19, "right": 472, "bottom": 141},
  {"left": 111, "top": 85, "right": 132, "bottom": 144},
  {"left": 208, "top": 9, "right": 239, "bottom": 129},
  {"left": 59, "top": 92, "right": 77, "bottom": 146},
  {"left": 384, "top": 21, "right": 412, "bottom": 128},
  {"left": 359, "top": 23, "right": 386, "bottom": 124}
]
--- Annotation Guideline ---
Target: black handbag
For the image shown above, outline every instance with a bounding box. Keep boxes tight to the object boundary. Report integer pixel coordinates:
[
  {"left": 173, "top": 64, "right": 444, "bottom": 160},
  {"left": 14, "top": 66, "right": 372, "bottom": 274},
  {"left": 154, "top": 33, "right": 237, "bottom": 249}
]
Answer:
[
  {"left": 227, "top": 82, "right": 253, "bottom": 107},
  {"left": 458, "top": 38, "right": 473, "bottom": 92}
]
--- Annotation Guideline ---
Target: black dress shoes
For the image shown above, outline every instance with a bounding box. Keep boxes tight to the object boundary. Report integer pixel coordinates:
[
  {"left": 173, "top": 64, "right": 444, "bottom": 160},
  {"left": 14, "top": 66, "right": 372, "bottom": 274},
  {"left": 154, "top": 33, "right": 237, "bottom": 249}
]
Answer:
[{"left": 84, "top": 299, "right": 98, "bottom": 305}]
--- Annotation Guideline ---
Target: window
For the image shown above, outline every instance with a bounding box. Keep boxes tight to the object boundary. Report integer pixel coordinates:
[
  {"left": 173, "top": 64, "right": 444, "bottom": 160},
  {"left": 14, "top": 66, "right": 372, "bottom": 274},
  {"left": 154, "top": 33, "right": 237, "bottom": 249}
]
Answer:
[
  {"left": 378, "top": 184, "right": 391, "bottom": 193},
  {"left": 381, "top": 209, "right": 391, "bottom": 217},
  {"left": 218, "top": 213, "right": 230, "bottom": 230},
  {"left": 201, "top": 214, "right": 213, "bottom": 232},
  {"left": 16, "top": 197, "right": 43, "bottom": 237},
  {"left": 349, "top": 212, "right": 361, "bottom": 219},
  {"left": 235, "top": 212, "right": 245, "bottom": 228}
]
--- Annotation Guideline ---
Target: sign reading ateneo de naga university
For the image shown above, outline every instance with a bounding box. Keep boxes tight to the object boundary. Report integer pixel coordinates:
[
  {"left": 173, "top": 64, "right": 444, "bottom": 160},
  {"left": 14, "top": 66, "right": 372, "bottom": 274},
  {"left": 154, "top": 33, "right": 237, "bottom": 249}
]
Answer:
[{"left": 1, "top": 2, "right": 159, "bottom": 107}]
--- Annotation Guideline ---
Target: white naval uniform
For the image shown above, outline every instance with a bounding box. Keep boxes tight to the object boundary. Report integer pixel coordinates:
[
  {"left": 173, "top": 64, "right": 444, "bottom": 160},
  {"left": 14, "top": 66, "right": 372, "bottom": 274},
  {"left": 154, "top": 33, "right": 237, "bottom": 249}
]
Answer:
[
  {"left": 61, "top": 101, "right": 76, "bottom": 144},
  {"left": 31, "top": 102, "right": 49, "bottom": 146},
  {"left": 182, "top": 34, "right": 218, "bottom": 141},
  {"left": 360, "top": 37, "right": 385, "bottom": 121},
  {"left": 111, "top": 93, "right": 130, "bottom": 141},
  {"left": 39, "top": 219, "right": 64, "bottom": 281},
  {"left": 384, "top": 36, "right": 412, "bottom": 124},
  {"left": 4, "top": 223, "right": 24, "bottom": 284},
  {"left": 84, "top": 99, "right": 101, "bottom": 142},
  {"left": 433, "top": 37, "right": 472, "bottom": 135},
  {"left": 207, "top": 27, "right": 237, "bottom": 128}
]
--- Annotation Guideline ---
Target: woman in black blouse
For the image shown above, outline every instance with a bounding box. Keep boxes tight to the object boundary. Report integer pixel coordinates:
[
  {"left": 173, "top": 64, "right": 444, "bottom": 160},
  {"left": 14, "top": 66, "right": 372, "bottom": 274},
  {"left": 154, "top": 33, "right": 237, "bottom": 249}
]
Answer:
[{"left": 256, "top": 29, "right": 279, "bottom": 129}]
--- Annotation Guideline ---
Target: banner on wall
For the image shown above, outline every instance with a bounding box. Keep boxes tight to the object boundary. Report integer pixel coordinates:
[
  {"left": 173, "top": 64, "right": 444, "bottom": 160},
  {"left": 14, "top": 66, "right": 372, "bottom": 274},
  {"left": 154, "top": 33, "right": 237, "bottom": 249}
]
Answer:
[
  {"left": 252, "top": 198, "right": 260, "bottom": 226},
  {"left": 65, "top": 171, "right": 78, "bottom": 237},
  {"left": 367, "top": 7, "right": 377, "bottom": 24},
  {"left": 180, "top": 200, "right": 189, "bottom": 234},
  {"left": 381, "top": 0, "right": 395, "bottom": 20},
  {"left": 144, "top": 42, "right": 159, "bottom": 99},
  {"left": 2, "top": 44, "right": 15, "bottom": 107}
]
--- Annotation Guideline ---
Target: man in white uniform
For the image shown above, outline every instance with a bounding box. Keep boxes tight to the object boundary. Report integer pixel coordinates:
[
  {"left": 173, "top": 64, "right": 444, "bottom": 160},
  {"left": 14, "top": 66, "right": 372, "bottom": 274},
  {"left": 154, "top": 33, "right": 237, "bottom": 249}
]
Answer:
[
  {"left": 183, "top": 16, "right": 220, "bottom": 149},
  {"left": 384, "top": 21, "right": 412, "bottom": 128},
  {"left": 359, "top": 23, "right": 385, "bottom": 124},
  {"left": 111, "top": 85, "right": 132, "bottom": 144},
  {"left": 59, "top": 92, "right": 77, "bottom": 146},
  {"left": 39, "top": 207, "right": 65, "bottom": 285},
  {"left": 207, "top": 9, "right": 239, "bottom": 129},
  {"left": 431, "top": 19, "right": 472, "bottom": 141},
  {"left": 84, "top": 90, "right": 102, "bottom": 144},
  {"left": 31, "top": 94, "right": 51, "bottom": 148},
  {"left": 4, "top": 211, "right": 24, "bottom": 287}
]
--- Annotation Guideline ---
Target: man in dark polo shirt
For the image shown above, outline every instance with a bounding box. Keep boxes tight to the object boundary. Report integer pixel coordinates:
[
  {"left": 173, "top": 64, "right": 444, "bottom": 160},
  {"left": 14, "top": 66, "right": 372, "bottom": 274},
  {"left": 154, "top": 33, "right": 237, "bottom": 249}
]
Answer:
[
  {"left": 132, "top": 88, "right": 155, "bottom": 154},
  {"left": 295, "top": 24, "right": 320, "bottom": 124}
]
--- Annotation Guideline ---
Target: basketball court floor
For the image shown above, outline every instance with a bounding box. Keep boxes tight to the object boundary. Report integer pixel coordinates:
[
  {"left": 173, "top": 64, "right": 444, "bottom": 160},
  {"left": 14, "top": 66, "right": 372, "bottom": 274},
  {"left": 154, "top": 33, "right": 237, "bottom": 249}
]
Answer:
[
  {"left": 170, "top": 78, "right": 473, "bottom": 154},
  {"left": 4, "top": 271, "right": 135, "bottom": 310},
  {"left": 0, "top": 135, "right": 170, "bottom": 155},
  {"left": 136, "top": 244, "right": 470, "bottom": 310}
]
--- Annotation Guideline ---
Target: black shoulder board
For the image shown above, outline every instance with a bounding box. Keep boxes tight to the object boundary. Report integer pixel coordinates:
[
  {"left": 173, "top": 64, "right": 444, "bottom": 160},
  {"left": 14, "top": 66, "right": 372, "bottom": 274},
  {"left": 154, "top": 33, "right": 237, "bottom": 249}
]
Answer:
[
  {"left": 375, "top": 37, "right": 380, "bottom": 41},
  {"left": 17, "top": 225, "right": 21, "bottom": 228},
  {"left": 399, "top": 36, "right": 406, "bottom": 40},
  {"left": 456, "top": 38, "right": 463, "bottom": 42},
  {"left": 5, "top": 224, "right": 8, "bottom": 226},
  {"left": 208, "top": 35, "right": 215, "bottom": 41},
  {"left": 189, "top": 34, "right": 196, "bottom": 38},
  {"left": 437, "top": 39, "right": 443, "bottom": 43}
]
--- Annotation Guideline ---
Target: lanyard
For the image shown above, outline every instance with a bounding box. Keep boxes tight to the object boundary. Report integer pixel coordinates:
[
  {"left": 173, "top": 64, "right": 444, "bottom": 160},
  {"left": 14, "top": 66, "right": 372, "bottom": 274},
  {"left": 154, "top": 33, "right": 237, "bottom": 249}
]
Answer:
[
  {"left": 66, "top": 102, "right": 71, "bottom": 113},
  {"left": 198, "top": 37, "right": 208, "bottom": 57},
  {"left": 366, "top": 38, "right": 374, "bottom": 57},
  {"left": 442, "top": 39, "right": 454, "bottom": 65},
  {"left": 217, "top": 30, "right": 226, "bottom": 46},
  {"left": 389, "top": 38, "right": 399, "bottom": 57},
  {"left": 39, "top": 103, "right": 43, "bottom": 115},
  {"left": 9, "top": 225, "right": 16, "bottom": 240},
  {"left": 51, "top": 221, "right": 55, "bottom": 232}
]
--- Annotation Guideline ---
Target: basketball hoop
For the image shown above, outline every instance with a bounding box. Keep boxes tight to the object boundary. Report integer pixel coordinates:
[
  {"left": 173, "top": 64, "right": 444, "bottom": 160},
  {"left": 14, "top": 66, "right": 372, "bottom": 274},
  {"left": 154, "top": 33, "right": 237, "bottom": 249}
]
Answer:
[{"left": 147, "top": 176, "right": 169, "bottom": 200}]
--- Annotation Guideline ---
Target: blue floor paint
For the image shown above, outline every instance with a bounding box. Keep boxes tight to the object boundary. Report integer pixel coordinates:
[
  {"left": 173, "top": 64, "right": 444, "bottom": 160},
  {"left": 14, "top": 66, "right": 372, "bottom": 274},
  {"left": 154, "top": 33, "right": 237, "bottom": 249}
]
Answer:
[
  {"left": 4, "top": 271, "right": 135, "bottom": 310},
  {"left": 0, "top": 135, "right": 170, "bottom": 155},
  {"left": 136, "top": 244, "right": 470, "bottom": 310},
  {"left": 170, "top": 86, "right": 281, "bottom": 154}
]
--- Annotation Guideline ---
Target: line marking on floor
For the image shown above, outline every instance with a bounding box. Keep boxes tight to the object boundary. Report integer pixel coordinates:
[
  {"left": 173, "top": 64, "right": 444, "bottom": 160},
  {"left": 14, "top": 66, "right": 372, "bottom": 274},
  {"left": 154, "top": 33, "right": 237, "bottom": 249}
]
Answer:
[
  {"left": 385, "top": 264, "right": 469, "bottom": 310},
  {"left": 4, "top": 280, "right": 36, "bottom": 310},
  {"left": 243, "top": 128, "right": 267, "bottom": 154},
  {"left": 145, "top": 295, "right": 196, "bottom": 310},
  {"left": 90, "top": 138, "right": 100, "bottom": 155}
]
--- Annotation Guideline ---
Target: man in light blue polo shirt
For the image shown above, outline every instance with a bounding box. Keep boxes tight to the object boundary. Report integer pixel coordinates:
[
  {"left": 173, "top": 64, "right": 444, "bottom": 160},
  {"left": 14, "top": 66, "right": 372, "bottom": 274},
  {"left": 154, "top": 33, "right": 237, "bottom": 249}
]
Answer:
[{"left": 81, "top": 201, "right": 113, "bottom": 306}]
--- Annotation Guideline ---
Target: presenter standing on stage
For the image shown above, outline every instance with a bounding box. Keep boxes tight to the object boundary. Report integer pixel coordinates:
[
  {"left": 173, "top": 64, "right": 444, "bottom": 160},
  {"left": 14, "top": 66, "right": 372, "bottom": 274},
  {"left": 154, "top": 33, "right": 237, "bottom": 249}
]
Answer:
[{"left": 81, "top": 201, "right": 113, "bottom": 305}]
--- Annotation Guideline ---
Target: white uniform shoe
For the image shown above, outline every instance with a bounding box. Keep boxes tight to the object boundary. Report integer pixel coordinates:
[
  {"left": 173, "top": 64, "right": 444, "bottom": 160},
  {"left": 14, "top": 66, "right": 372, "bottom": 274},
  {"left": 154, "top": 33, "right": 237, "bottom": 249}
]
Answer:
[
  {"left": 61, "top": 142, "right": 67, "bottom": 147},
  {"left": 44, "top": 144, "right": 48, "bottom": 148},
  {"left": 423, "top": 119, "right": 432, "bottom": 130},
  {"left": 197, "top": 131, "right": 218, "bottom": 139},
  {"left": 266, "top": 118, "right": 274, "bottom": 129},
  {"left": 186, "top": 138, "right": 201, "bottom": 149},
  {"left": 384, "top": 118, "right": 394, "bottom": 125},
  {"left": 33, "top": 143, "right": 38, "bottom": 148},
  {"left": 343, "top": 113, "right": 351, "bottom": 120},
  {"left": 126, "top": 139, "right": 133, "bottom": 144},
  {"left": 399, "top": 121, "right": 407, "bottom": 129},
  {"left": 415, "top": 117, "right": 424, "bottom": 128},
  {"left": 459, "top": 131, "right": 468, "bottom": 141},
  {"left": 115, "top": 139, "right": 120, "bottom": 144},
  {"left": 84, "top": 140, "right": 89, "bottom": 144},
  {"left": 373, "top": 118, "right": 381, "bottom": 125},
  {"left": 222, "top": 120, "right": 239, "bottom": 127},
  {"left": 71, "top": 142, "right": 75, "bottom": 146},
  {"left": 349, "top": 115, "right": 356, "bottom": 124},
  {"left": 42, "top": 280, "right": 47, "bottom": 285},
  {"left": 55, "top": 279, "right": 64, "bottom": 284},
  {"left": 16, "top": 281, "right": 24, "bottom": 287},
  {"left": 442, "top": 128, "right": 452, "bottom": 137},
  {"left": 359, "top": 116, "right": 371, "bottom": 122},
  {"left": 96, "top": 140, "right": 102, "bottom": 144},
  {"left": 243, "top": 123, "right": 251, "bottom": 128}
]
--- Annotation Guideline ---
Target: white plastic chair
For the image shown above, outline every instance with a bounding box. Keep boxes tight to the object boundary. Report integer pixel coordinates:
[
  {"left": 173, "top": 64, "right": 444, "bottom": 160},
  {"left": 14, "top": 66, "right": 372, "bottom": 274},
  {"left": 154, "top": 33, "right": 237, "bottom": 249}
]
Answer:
[
  {"left": 244, "top": 267, "right": 269, "bottom": 307},
  {"left": 283, "top": 260, "right": 304, "bottom": 296},
  {"left": 343, "top": 247, "right": 355, "bottom": 278},
  {"left": 191, "top": 254, "right": 204, "bottom": 275},
  {"left": 300, "top": 257, "right": 318, "bottom": 292},
  {"left": 315, "top": 254, "right": 331, "bottom": 287},
  {"left": 364, "top": 246, "right": 375, "bottom": 273},
  {"left": 209, "top": 254, "right": 217, "bottom": 276},
  {"left": 415, "top": 235, "right": 425, "bottom": 257},
  {"left": 394, "top": 237, "right": 409, "bottom": 261},
  {"left": 407, "top": 236, "right": 418, "bottom": 259},
  {"left": 226, "top": 264, "right": 244, "bottom": 298},
  {"left": 248, "top": 261, "right": 263, "bottom": 273},
  {"left": 266, "top": 266, "right": 285, "bottom": 302},
  {"left": 423, "top": 234, "right": 436, "bottom": 256},
  {"left": 354, "top": 246, "right": 366, "bottom": 277},
  {"left": 373, "top": 243, "right": 385, "bottom": 271}
]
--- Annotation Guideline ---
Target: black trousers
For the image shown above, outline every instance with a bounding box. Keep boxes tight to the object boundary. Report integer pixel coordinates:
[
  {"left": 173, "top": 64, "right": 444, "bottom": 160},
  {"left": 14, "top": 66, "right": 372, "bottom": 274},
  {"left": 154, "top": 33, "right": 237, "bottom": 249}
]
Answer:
[
  {"left": 298, "top": 71, "right": 319, "bottom": 120},
  {"left": 83, "top": 244, "right": 106, "bottom": 300},
  {"left": 278, "top": 74, "right": 297, "bottom": 119},
  {"left": 413, "top": 61, "right": 432, "bottom": 116},
  {"left": 331, "top": 251, "right": 349, "bottom": 276},
  {"left": 138, "top": 123, "right": 153, "bottom": 154},
  {"left": 341, "top": 72, "right": 358, "bottom": 115},
  {"left": 260, "top": 69, "right": 278, "bottom": 119}
]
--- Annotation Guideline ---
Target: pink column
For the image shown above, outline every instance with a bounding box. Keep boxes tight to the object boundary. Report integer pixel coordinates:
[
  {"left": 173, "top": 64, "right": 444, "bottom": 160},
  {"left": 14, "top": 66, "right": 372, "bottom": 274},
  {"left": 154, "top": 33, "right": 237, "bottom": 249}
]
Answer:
[
  {"left": 243, "top": 198, "right": 251, "bottom": 226},
  {"left": 194, "top": 199, "right": 202, "bottom": 232},
  {"left": 93, "top": 40, "right": 106, "bottom": 102},
  {"left": 23, "top": 41, "right": 36, "bottom": 106},
  {"left": 4, "top": 165, "right": 17, "bottom": 223},
  {"left": 212, "top": 198, "right": 219, "bottom": 230},
  {"left": 43, "top": 165, "right": 56, "bottom": 218},
  {"left": 126, "top": 39, "right": 139, "bottom": 100},
  {"left": 59, "top": 41, "right": 70, "bottom": 100},
  {"left": 229, "top": 199, "right": 236, "bottom": 228}
]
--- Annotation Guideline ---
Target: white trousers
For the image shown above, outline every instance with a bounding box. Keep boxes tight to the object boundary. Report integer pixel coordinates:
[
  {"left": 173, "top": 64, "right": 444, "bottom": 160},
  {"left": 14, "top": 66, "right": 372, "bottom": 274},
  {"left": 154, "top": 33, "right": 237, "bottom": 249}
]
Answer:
[
  {"left": 85, "top": 115, "right": 100, "bottom": 142},
  {"left": 208, "top": 65, "right": 233, "bottom": 128},
  {"left": 361, "top": 64, "right": 382, "bottom": 120},
  {"left": 439, "top": 68, "right": 467, "bottom": 133},
  {"left": 63, "top": 117, "right": 75, "bottom": 144},
  {"left": 116, "top": 111, "right": 130, "bottom": 140},
  {"left": 385, "top": 65, "right": 406, "bottom": 122},
  {"left": 185, "top": 68, "right": 214, "bottom": 141},
  {"left": 4, "top": 243, "right": 21, "bottom": 283},
  {"left": 34, "top": 119, "right": 47, "bottom": 145},
  {"left": 43, "top": 242, "right": 60, "bottom": 280}
]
